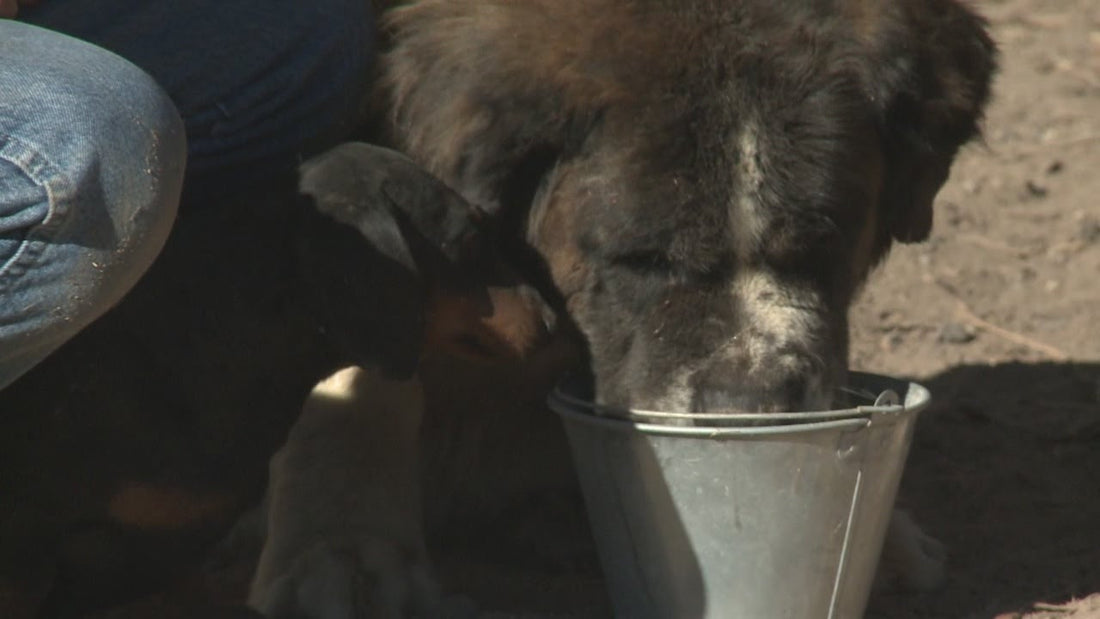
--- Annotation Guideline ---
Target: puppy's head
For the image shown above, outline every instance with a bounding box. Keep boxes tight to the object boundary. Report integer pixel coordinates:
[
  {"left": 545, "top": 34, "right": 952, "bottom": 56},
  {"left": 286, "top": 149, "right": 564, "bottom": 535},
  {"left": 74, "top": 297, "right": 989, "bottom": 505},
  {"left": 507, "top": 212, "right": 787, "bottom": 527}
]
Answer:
[{"left": 294, "top": 143, "right": 552, "bottom": 378}]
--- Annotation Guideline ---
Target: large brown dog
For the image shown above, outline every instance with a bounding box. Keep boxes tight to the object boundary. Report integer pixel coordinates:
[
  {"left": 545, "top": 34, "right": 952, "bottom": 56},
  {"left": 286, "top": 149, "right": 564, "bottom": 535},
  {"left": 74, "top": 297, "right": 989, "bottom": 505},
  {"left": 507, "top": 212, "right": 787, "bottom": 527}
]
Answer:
[{"left": 250, "top": 0, "right": 997, "bottom": 616}]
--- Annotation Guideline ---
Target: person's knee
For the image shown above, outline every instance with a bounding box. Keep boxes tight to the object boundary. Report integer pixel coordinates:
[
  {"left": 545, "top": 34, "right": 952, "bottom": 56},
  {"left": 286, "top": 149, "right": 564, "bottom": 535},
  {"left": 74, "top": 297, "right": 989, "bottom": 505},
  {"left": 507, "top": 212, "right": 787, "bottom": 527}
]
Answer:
[
  {"left": 84, "top": 61, "right": 186, "bottom": 310},
  {"left": 59, "top": 36, "right": 187, "bottom": 246},
  {"left": 0, "top": 22, "right": 185, "bottom": 387},
  {"left": 89, "top": 56, "right": 187, "bottom": 262},
  {"left": 2, "top": 21, "right": 186, "bottom": 249},
  {"left": 26, "top": 23, "right": 186, "bottom": 312}
]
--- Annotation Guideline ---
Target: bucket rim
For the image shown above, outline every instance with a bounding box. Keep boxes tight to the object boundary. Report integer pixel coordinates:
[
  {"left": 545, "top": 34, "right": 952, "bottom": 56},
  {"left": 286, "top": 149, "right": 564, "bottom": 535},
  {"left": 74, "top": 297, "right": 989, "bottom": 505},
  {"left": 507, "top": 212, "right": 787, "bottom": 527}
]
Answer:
[
  {"left": 548, "top": 371, "right": 931, "bottom": 435},
  {"left": 552, "top": 403, "right": 875, "bottom": 437}
]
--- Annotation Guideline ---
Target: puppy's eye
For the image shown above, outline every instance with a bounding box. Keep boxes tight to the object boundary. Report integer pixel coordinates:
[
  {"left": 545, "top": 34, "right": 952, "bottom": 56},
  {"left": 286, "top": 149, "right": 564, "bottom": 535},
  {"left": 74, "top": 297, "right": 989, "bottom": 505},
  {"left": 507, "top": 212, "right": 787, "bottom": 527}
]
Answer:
[{"left": 447, "top": 228, "right": 486, "bottom": 265}]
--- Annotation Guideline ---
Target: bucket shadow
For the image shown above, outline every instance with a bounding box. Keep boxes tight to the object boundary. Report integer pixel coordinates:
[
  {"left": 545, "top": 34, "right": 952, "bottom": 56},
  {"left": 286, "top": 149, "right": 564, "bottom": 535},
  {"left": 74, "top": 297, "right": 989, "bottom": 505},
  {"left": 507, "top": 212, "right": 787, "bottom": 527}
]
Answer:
[{"left": 865, "top": 361, "right": 1100, "bottom": 619}]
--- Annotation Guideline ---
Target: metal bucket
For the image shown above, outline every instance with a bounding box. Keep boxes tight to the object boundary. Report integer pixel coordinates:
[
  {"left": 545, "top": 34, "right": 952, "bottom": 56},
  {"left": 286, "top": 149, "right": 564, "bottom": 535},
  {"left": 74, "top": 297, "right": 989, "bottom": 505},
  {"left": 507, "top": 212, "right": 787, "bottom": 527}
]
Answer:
[{"left": 548, "top": 372, "right": 930, "bottom": 619}]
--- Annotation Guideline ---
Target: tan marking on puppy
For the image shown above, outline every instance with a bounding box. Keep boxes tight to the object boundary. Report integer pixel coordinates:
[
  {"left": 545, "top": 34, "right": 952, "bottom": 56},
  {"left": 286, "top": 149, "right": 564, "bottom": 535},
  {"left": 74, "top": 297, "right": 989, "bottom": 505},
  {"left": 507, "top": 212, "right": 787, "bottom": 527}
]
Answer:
[
  {"left": 424, "top": 284, "right": 548, "bottom": 361},
  {"left": 481, "top": 286, "right": 550, "bottom": 357},
  {"left": 108, "top": 483, "right": 235, "bottom": 531}
]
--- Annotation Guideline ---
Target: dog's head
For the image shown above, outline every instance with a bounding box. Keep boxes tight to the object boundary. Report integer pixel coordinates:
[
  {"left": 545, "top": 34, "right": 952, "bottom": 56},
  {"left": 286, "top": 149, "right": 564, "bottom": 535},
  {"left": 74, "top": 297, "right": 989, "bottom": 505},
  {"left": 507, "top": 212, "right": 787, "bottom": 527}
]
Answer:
[
  {"left": 384, "top": 0, "right": 996, "bottom": 411},
  {"left": 294, "top": 143, "right": 553, "bottom": 378}
]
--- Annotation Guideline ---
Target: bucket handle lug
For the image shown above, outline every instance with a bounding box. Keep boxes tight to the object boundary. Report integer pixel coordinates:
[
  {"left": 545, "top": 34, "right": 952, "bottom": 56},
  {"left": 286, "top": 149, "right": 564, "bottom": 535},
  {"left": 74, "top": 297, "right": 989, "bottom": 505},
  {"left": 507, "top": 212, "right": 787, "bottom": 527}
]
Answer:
[{"left": 873, "top": 389, "right": 901, "bottom": 407}]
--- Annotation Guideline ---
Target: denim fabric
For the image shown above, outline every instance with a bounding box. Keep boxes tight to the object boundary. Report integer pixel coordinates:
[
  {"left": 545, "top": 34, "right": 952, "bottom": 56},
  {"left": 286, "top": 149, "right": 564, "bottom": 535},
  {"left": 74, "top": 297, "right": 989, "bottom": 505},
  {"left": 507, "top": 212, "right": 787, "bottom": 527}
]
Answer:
[
  {"left": 0, "top": 21, "right": 187, "bottom": 389},
  {"left": 21, "top": 0, "right": 375, "bottom": 178},
  {"left": 1, "top": 0, "right": 374, "bottom": 388}
]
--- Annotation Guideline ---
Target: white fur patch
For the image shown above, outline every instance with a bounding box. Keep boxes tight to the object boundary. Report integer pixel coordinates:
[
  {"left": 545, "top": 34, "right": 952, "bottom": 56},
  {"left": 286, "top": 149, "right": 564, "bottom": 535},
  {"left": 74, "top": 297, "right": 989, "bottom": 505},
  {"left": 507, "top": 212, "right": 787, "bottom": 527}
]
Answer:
[
  {"left": 249, "top": 366, "right": 435, "bottom": 618},
  {"left": 726, "top": 271, "right": 830, "bottom": 410},
  {"left": 650, "top": 365, "right": 698, "bottom": 414},
  {"left": 735, "top": 270, "right": 821, "bottom": 355},
  {"left": 308, "top": 365, "right": 362, "bottom": 400},
  {"left": 734, "top": 122, "right": 768, "bottom": 250}
]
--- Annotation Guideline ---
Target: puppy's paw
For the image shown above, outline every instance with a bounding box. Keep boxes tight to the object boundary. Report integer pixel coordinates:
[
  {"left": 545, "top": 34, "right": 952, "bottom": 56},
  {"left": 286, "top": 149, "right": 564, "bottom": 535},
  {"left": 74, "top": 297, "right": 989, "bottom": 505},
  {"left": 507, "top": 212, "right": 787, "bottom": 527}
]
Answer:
[
  {"left": 249, "top": 536, "right": 447, "bottom": 619},
  {"left": 877, "top": 508, "right": 947, "bottom": 592}
]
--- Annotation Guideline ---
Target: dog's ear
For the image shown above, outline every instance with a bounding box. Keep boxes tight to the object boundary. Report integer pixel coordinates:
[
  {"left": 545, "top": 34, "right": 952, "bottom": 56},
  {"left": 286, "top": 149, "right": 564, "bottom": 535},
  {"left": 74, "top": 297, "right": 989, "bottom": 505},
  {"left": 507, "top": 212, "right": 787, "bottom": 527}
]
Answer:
[
  {"left": 299, "top": 143, "right": 483, "bottom": 268},
  {"left": 860, "top": 0, "right": 997, "bottom": 243},
  {"left": 296, "top": 143, "right": 484, "bottom": 378}
]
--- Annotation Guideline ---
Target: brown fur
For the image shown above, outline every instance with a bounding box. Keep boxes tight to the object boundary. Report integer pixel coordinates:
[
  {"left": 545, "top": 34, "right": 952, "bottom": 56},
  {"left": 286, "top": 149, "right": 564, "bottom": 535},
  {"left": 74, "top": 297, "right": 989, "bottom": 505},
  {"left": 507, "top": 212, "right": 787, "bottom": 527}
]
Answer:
[{"left": 382, "top": 0, "right": 996, "bottom": 410}]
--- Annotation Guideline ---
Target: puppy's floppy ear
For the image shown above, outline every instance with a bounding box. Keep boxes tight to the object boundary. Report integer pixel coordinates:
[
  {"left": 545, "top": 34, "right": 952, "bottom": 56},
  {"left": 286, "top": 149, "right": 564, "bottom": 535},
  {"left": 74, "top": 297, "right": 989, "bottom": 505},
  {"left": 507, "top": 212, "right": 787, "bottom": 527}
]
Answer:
[
  {"left": 295, "top": 143, "right": 486, "bottom": 378},
  {"left": 861, "top": 0, "right": 997, "bottom": 243},
  {"left": 299, "top": 142, "right": 483, "bottom": 268}
]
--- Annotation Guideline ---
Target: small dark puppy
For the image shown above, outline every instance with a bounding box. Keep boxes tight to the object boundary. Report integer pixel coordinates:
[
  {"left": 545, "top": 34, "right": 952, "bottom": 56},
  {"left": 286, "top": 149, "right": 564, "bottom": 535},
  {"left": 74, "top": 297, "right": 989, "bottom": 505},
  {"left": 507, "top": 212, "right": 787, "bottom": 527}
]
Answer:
[{"left": 0, "top": 143, "right": 548, "bottom": 618}]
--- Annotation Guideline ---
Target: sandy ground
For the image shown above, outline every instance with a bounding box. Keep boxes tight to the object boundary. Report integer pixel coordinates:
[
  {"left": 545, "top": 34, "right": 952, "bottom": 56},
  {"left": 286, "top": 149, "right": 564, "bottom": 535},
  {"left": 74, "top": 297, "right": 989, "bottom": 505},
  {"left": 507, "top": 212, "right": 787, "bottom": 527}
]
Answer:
[{"left": 852, "top": 0, "right": 1100, "bottom": 617}]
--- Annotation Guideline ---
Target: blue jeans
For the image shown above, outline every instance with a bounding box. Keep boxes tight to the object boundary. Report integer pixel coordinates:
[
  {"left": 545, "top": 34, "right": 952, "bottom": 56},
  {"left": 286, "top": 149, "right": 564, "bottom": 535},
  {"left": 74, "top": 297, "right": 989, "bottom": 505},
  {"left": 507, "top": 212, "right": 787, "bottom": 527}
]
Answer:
[{"left": 0, "top": 1, "right": 374, "bottom": 389}]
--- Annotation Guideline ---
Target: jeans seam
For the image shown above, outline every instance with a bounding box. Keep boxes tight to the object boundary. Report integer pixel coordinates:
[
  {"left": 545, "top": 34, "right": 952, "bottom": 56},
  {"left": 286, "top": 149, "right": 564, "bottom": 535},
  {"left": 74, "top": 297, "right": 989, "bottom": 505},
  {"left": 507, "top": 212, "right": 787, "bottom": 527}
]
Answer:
[{"left": 0, "top": 133, "right": 76, "bottom": 293}]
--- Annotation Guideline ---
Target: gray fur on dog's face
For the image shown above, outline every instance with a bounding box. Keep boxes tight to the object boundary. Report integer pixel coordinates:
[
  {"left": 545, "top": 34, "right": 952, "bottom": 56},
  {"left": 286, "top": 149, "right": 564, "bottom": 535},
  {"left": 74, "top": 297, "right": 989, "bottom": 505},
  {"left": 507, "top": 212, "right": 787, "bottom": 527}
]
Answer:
[{"left": 384, "top": 0, "right": 996, "bottom": 411}]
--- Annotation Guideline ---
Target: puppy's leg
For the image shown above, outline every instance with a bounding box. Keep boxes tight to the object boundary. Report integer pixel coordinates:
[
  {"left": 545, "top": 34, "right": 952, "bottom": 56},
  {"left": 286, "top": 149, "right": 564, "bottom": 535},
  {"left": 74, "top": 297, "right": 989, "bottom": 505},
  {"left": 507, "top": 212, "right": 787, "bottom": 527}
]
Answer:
[
  {"left": 876, "top": 508, "right": 947, "bottom": 592},
  {"left": 248, "top": 366, "right": 446, "bottom": 619}
]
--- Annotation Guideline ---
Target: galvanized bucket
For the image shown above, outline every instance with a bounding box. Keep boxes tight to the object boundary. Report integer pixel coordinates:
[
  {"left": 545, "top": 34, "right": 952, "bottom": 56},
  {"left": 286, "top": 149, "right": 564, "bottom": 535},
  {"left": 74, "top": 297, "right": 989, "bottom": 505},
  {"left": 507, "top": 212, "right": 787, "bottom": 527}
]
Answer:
[{"left": 548, "top": 372, "right": 930, "bottom": 619}]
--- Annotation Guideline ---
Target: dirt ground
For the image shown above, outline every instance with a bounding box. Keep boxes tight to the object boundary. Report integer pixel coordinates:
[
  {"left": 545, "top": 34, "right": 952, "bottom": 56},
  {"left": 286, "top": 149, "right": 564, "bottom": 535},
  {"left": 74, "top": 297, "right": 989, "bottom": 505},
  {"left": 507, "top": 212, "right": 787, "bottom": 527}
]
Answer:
[
  {"left": 58, "top": 0, "right": 1100, "bottom": 617},
  {"left": 853, "top": 0, "right": 1100, "bottom": 616}
]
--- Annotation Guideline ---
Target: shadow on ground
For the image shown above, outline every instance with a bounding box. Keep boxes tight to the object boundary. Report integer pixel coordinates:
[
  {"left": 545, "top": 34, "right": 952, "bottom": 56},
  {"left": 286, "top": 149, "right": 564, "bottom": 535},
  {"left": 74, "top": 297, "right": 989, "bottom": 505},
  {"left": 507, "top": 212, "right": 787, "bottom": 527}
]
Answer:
[{"left": 866, "top": 361, "right": 1100, "bottom": 619}]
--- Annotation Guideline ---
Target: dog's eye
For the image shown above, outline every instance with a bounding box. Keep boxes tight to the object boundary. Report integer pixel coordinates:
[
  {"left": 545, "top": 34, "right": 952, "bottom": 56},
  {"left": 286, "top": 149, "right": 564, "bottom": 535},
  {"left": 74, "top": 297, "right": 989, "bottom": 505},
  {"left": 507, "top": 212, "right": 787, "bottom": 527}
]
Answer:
[
  {"left": 609, "top": 250, "right": 735, "bottom": 287},
  {"left": 609, "top": 250, "right": 673, "bottom": 274}
]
